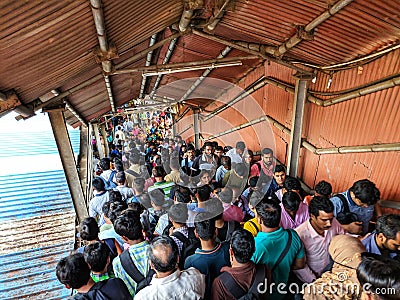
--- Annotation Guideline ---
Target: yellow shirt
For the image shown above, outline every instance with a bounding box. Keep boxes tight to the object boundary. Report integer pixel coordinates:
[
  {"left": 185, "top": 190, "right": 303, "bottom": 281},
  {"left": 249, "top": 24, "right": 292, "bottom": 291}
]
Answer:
[{"left": 243, "top": 217, "right": 261, "bottom": 237}]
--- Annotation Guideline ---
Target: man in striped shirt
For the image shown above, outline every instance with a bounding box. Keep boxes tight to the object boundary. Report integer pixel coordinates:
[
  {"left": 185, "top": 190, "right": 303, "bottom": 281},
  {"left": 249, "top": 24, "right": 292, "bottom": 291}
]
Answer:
[{"left": 113, "top": 210, "right": 150, "bottom": 297}]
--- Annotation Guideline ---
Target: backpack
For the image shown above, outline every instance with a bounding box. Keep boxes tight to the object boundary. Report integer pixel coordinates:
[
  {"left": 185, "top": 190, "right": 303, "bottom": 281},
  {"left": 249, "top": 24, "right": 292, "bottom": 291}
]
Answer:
[
  {"left": 334, "top": 193, "right": 360, "bottom": 225},
  {"left": 219, "top": 263, "right": 266, "bottom": 300},
  {"left": 125, "top": 169, "right": 142, "bottom": 178},
  {"left": 101, "top": 170, "right": 117, "bottom": 190},
  {"left": 224, "top": 221, "right": 236, "bottom": 242},
  {"left": 119, "top": 250, "right": 155, "bottom": 294},
  {"left": 248, "top": 220, "right": 260, "bottom": 234},
  {"left": 171, "top": 227, "right": 200, "bottom": 269},
  {"left": 74, "top": 278, "right": 131, "bottom": 300},
  {"left": 141, "top": 210, "right": 160, "bottom": 240}
]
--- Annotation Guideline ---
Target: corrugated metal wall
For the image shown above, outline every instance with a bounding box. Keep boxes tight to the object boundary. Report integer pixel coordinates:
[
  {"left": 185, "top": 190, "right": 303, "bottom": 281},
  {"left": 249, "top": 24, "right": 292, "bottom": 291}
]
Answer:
[
  {"left": 0, "top": 130, "right": 80, "bottom": 299},
  {"left": 177, "top": 48, "right": 400, "bottom": 209}
]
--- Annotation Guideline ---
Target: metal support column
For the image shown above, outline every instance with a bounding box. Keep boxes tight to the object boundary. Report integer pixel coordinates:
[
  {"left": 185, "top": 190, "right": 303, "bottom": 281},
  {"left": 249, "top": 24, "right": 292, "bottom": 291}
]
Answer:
[
  {"left": 92, "top": 122, "right": 105, "bottom": 158},
  {"left": 100, "top": 124, "right": 110, "bottom": 157},
  {"left": 46, "top": 106, "right": 88, "bottom": 223},
  {"left": 78, "top": 126, "right": 89, "bottom": 199},
  {"left": 193, "top": 109, "right": 200, "bottom": 149},
  {"left": 287, "top": 73, "right": 313, "bottom": 177}
]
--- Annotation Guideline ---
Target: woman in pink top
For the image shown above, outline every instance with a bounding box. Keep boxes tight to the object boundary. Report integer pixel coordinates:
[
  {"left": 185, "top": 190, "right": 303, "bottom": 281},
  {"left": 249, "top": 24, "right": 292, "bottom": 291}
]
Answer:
[{"left": 280, "top": 191, "right": 309, "bottom": 229}]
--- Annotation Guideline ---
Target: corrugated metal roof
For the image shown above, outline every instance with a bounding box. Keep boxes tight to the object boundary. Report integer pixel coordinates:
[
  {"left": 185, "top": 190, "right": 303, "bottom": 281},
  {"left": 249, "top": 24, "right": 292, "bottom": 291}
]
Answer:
[
  {"left": 2, "top": 0, "right": 398, "bottom": 127},
  {"left": 0, "top": 130, "right": 80, "bottom": 299}
]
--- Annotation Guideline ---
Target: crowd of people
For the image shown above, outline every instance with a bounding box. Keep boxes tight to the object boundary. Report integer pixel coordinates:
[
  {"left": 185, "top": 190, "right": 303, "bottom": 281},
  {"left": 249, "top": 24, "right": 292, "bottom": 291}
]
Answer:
[{"left": 57, "top": 113, "right": 400, "bottom": 300}]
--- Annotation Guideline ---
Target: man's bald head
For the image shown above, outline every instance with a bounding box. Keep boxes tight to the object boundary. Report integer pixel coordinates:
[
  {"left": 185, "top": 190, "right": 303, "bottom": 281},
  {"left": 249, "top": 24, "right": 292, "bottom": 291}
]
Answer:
[{"left": 147, "top": 236, "right": 178, "bottom": 273}]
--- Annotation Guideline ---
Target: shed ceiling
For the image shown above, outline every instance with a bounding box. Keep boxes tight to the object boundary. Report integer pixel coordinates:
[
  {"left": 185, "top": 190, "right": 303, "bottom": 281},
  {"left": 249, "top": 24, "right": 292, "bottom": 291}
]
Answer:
[{"left": 0, "top": 0, "right": 399, "bottom": 127}]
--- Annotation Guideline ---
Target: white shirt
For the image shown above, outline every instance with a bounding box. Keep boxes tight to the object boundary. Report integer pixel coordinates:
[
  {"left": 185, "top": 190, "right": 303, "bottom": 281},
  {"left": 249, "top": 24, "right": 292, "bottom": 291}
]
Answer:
[
  {"left": 226, "top": 148, "right": 245, "bottom": 164},
  {"left": 135, "top": 267, "right": 205, "bottom": 300}
]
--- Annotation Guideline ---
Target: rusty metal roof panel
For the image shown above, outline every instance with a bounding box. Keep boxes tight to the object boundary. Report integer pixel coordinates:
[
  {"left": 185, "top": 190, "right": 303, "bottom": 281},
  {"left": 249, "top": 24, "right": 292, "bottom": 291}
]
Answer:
[
  {"left": 216, "top": 0, "right": 326, "bottom": 45},
  {"left": 292, "top": 0, "right": 400, "bottom": 65},
  {"left": 0, "top": 0, "right": 97, "bottom": 104},
  {"left": 104, "top": 0, "right": 182, "bottom": 55}
]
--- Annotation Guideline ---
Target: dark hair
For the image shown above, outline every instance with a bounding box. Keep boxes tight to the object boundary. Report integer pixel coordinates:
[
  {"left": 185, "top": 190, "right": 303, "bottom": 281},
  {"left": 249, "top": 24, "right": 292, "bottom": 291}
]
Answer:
[
  {"left": 56, "top": 253, "right": 90, "bottom": 289},
  {"left": 168, "top": 203, "right": 188, "bottom": 224},
  {"left": 174, "top": 186, "right": 192, "bottom": 203},
  {"left": 152, "top": 166, "right": 166, "bottom": 178},
  {"left": 234, "top": 163, "right": 247, "bottom": 177},
  {"left": 357, "top": 253, "right": 400, "bottom": 300},
  {"left": 102, "top": 200, "right": 128, "bottom": 223},
  {"left": 236, "top": 141, "right": 246, "bottom": 151},
  {"left": 350, "top": 179, "right": 380, "bottom": 205},
  {"left": 170, "top": 157, "right": 180, "bottom": 170},
  {"left": 194, "top": 218, "right": 216, "bottom": 241},
  {"left": 133, "top": 177, "right": 145, "bottom": 193},
  {"left": 99, "top": 158, "right": 111, "bottom": 171},
  {"left": 248, "top": 176, "right": 259, "bottom": 188},
  {"left": 108, "top": 190, "right": 123, "bottom": 203},
  {"left": 224, "top": 145, "right": 233, "bottom": 152},
  {"left": 148, "top": 236, "right": 178, "bottom": 273},
  {"left": 205, "top": 197, "right": 224, "bottom": 220},
  {"left": 282, "top": 191, "right": 302, "bottom": 212},
  {"left": 186, "top": 144, "right": 195, "bottom": 152},
  {"left": 220, "top": 156, "right": 232, "bottom": 168},
  {"left": 79, "top": 217, "right": 99, "bottom": 241},
  {"left": 283, "top": 176, "right": 301, "bottom": 191},
  {"left": 129, "top": 153, "right": 141, "bottom": 164},
  {"left": 114, "top": 210, "right": 143, "bottom": 240},
  {"left": 115, "top": 171, "right": 126, "bottom": 184},
  {"left": 261, "top": 148, "right": 273, "bottom": 155},
  {"left": 196, "top": 184, "right": 213, "bottom": 202},
  {"left": 315, "top": 180, "right": 332, "bottom": 196},
  {"left": 92, "top": 177, "right": 105, "bottom": 192},
  {"left": 114, "top": 159, "right": 124, "bottom": 172},
  {"left": 309, "top": 196, "right": 334, "bottom": 217},
  {"left": 231, "top": 229, "right": 255, "bottom": 263},
  {"left": 215, "top": 145, "right": 224, "bottom": 152},
  {"left": 255, "top": 200, "right": 281, "bottom": 228},
  {"left": 274, "top": 165, "right": 286, "bottom": 174},
  {"left": 376, "top": 214, "right": 400, "bottom": 240},
  {"left": 203, "top": 141, "right": 214, "bottom": 149},
  {"left": 83, "top": 242, "right": 110, "bottom": 272}
]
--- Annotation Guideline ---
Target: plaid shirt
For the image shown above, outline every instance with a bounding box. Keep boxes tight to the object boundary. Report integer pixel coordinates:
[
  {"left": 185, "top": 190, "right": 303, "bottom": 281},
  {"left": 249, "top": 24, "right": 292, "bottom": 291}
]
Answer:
[
  {"left": 170, "top": 226, "right": 189, "bottom": 255},
  {"left": 112, "top": 240, "right": 150, "bottom": 297}
]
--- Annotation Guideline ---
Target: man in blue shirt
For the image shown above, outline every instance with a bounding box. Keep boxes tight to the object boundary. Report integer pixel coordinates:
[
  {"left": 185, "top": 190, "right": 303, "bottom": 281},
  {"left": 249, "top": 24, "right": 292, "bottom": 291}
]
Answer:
[
  {"left": 184, "top": 215, "right": 230, "bottom": 300},
  {"left": 362, "top": 214, "right": 400, "bottom": 260},
  {"left": 330, "top": 179, "right": 380, "bottom": 235}
]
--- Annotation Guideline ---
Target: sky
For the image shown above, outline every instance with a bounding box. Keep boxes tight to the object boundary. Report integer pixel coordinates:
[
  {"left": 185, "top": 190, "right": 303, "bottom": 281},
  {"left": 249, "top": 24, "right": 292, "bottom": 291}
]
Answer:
[{"left": 0, "top": 111, "right": 78, "bottom": 175}]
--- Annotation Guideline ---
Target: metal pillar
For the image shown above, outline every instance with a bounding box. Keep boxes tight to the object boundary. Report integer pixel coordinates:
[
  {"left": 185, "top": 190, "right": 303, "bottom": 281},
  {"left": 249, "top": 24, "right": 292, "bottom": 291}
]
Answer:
[
  {"left": 92, "top": 122, "right": 105, "bottom": 158},
  {"left": 287, "top": 73, "right": 313, "bottom": 177},
  {"left": 193, "top": 109, "right": 200, "bottom": 149},
  {"left": 78, "top": 126, "right": 89, "bottom": 199},
  {"left": 100, "top": 124, "right": 110, "bottom": 157},
  {"left": 46, "top": 107, "right": 88, "bottom": 223}
]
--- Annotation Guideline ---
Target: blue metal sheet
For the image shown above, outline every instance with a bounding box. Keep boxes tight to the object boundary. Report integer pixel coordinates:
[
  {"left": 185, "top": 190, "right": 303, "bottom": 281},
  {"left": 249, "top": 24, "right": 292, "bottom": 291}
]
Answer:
[
  {"left": 0, "top": 130, "right": 80, "bottom": 299},
  {"left": 0, "top": 130, "right": 80, "bottom": 157}
]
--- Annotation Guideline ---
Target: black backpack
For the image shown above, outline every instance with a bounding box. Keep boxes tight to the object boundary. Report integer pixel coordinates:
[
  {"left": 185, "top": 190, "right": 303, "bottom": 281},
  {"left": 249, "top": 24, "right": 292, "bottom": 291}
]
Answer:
[
  {"left": 171, "top": 227, "right": 200, "bottom": 269},
  {"left": 74, "top": 278, "right": 131, "bottom": 300},
  {"left": 119, "top": 250, "right": 155, "bottom": 294},
  {"left": 219, "top": 263, "right": 267, "bottom": 300},
  {"left": 217, "top": 220, "right": 237, "bottom": 243},
  {"left": 334, "top": 193, "right": 360, "bottom": 225}
]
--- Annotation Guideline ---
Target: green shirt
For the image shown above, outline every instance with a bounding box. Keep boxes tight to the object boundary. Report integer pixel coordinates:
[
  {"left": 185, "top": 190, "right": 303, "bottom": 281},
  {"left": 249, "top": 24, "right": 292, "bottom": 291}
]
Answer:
[
  {"left": 91, "top": 272, "right": 112, "bottom": 282},
  {"left": 251, "top": 227, "right": 304, "bottom": 297}
]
